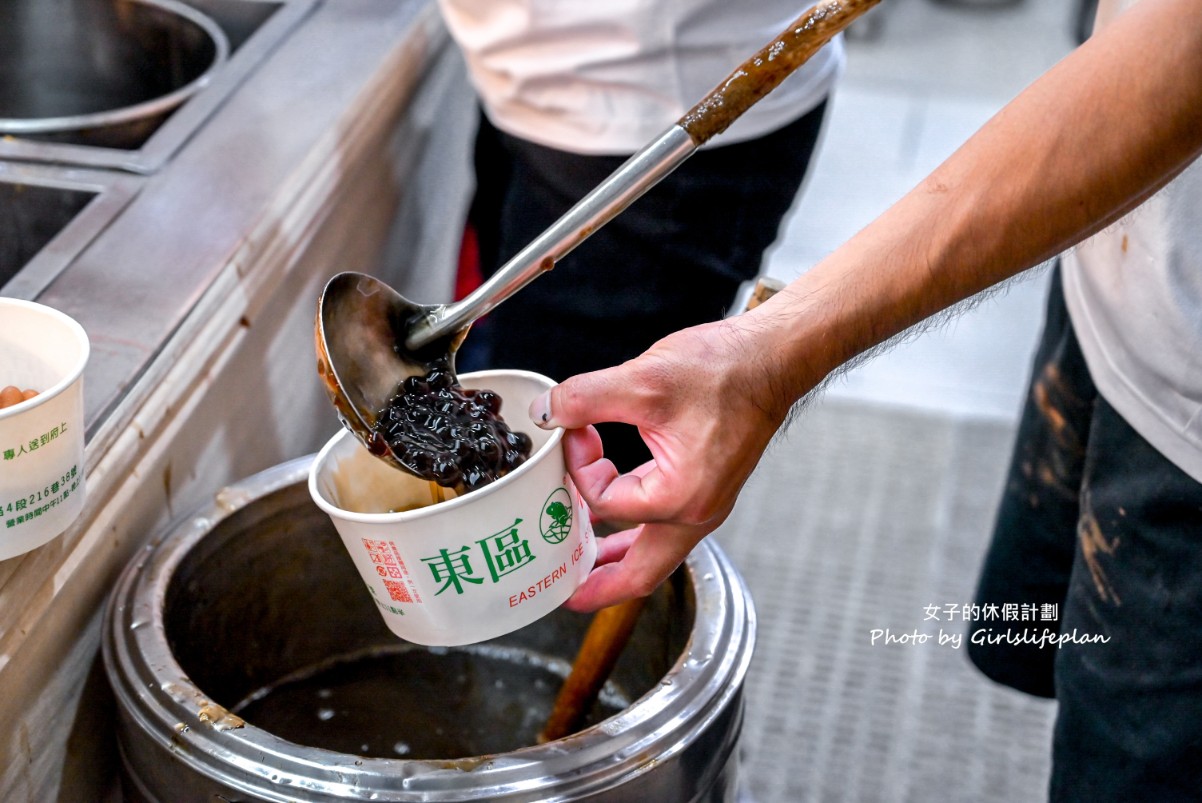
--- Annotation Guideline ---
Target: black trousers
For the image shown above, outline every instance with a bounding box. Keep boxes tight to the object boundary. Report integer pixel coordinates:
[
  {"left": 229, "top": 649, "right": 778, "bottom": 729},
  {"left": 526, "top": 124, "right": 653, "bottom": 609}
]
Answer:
[
  {"left": 968, "top": 266, "right": 1202, "bottom": 800},
  {"left": 458, "top": 102, "right": 828, "bottom": 471}
]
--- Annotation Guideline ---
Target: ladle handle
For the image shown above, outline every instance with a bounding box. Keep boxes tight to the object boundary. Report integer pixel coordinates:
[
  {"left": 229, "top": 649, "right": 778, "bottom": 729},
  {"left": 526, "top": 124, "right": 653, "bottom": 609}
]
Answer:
[
  {"left": 405, "top": 0, "right": 881, "bottom": 351},
  {"left": 406, "top": 126, "right": 696, "bottom": 350}
]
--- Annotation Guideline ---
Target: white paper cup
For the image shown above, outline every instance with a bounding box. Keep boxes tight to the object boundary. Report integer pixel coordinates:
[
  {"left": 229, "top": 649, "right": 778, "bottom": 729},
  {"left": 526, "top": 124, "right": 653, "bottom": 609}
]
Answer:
[
  {"left": 309, "top": 370, "right": 596, "bottom": 646},
  {"left": 0, "top": 299, "right": 89, "bottom": 561}
]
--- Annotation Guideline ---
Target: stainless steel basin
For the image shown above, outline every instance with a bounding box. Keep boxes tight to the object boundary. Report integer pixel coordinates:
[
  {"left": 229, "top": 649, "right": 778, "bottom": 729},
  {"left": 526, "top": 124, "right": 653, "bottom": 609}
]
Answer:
[
  {"left": 0, "top": 0, "right": 316, "bottom": 173},
  {"left": 0, "top": 0, "right": 229, "bottom": 148},
  {"left": 0, "top": 0, "right": 314, "bottom": 294},
  {"left": 0, "top": 184, "right": 92, "bottom": 279},
  {"left": 0, "top": 162, "right": 142, "bottom": 300}
]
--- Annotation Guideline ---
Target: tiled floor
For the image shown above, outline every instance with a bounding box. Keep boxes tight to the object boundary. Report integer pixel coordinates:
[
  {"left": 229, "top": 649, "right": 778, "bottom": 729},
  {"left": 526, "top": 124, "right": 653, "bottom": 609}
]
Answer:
[{"left": 762, "top": 0, "right": 1080, "bottom": 420}]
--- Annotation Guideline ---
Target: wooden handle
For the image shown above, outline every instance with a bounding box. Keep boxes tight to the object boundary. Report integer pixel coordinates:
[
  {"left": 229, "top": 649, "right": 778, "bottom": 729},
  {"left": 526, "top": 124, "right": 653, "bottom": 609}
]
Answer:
[
  {"left": 680, "top": 0, "right": 882, "bottom": 145},
  {"left": 746, "top": 275, "right": 785, "bottom": 310},
  {"left": 538, "top": 597, "right": 648, "bottom": 743}
]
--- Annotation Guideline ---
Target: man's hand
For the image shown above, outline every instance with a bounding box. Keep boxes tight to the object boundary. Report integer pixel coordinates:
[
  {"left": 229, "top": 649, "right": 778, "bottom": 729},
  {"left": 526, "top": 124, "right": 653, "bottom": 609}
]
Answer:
[{"left": 529, "top": 315, "right": 797, "bottom": 611}]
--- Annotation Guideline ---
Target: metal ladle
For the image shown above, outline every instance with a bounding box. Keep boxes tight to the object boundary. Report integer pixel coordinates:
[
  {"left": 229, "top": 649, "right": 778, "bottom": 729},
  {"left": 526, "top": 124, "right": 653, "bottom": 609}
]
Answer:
[{"left": 316, "top": 0, "right": 881, "bottom": 474}]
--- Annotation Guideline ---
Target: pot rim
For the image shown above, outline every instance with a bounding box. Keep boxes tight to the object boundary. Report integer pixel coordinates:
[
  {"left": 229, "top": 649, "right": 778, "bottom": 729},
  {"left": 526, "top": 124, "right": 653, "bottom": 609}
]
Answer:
[{"left": 103, "top": 455, "right": 757, "bottom": 800}]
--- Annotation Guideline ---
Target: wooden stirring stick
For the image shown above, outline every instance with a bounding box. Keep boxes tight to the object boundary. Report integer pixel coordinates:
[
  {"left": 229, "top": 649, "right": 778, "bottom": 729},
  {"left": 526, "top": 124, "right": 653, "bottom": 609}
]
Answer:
[
  {"left": 538, "top": 596, "right": 647, "bottom": 743},
  {"left": 537, "top": 276, "right": 784, "bottom": 743}
]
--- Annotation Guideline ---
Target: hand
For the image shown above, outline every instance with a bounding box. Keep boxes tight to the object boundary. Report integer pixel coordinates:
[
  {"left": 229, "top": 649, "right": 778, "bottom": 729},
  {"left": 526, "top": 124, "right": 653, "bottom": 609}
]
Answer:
[{"left": 528, "top": 313, "right": 799, "bottom": 611}]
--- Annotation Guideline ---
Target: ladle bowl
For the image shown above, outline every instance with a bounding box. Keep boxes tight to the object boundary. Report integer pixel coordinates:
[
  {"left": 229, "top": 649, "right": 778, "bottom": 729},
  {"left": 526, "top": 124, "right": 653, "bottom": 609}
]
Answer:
[{"left": 315, "top": 271, "right": 461, "bottom": 476}]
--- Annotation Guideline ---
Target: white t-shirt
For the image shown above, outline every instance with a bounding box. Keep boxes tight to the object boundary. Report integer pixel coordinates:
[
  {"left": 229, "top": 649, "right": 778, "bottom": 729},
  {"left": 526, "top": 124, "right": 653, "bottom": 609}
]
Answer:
[
  {"left": 1061, "top": 160, "right": 1202, "bottom": 482},
  {"left": 437, "top": 0, "right": 844, "bottom": 154},
  {"left": 1061, "top": 0, "right": 1202, "bottom": 482}
]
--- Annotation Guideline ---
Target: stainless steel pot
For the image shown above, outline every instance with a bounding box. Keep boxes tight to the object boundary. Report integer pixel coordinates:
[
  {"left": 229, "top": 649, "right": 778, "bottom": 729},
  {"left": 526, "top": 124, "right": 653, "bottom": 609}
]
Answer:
[
  {"left": 0, "top": 0, "right": 229, "bottom": 149},
  {"left": 102, "top": 456, "right": 757, "bottom": 801}
]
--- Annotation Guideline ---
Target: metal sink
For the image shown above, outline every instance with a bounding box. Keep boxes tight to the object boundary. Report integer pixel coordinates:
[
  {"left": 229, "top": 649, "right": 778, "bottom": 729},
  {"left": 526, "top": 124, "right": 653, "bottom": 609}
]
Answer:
[
  {"left": 0, "top": 0, "right": 315, "bottom": 295},
  {"left": 0, "top": 0, "right": 231, "bottom": 149},
  {"left": 0, "top": 0, "right": 317, "bottom": 174},
  {"left": 0, "top": 162, "right": 142, "bottom": 300}
]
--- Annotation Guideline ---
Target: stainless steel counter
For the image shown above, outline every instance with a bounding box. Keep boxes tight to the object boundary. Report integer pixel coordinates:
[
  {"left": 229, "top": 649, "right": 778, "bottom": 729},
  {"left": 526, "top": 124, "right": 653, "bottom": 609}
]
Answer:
[{"left": 0, "top": 1, "right": 475, "bottom": 796}]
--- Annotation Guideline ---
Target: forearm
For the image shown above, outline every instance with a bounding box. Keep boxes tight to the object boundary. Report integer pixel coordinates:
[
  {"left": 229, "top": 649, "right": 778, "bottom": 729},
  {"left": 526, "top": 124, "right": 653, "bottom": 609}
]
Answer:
[{"left": 755, "top": 0, "right": 1202, "bottom": 407}]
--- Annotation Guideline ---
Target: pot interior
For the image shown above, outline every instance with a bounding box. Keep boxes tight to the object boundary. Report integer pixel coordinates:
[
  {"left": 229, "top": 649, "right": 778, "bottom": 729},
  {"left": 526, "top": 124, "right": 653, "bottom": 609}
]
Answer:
[{"left": 163, "top": 481, "right": 693, "bottom": 759}]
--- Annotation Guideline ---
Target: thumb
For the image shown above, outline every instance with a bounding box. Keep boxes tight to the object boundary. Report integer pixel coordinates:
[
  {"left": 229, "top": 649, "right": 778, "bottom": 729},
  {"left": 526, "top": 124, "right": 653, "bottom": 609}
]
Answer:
[{"left": 528, "top": 365, "right": 643, "bottom": 431}]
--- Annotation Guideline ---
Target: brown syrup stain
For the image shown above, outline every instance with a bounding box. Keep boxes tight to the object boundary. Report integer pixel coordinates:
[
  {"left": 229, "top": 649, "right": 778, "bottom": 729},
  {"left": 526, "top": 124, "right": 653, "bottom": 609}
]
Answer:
[
  {"left": 1033, "top": 364, "right": 1079, "bottom": 451},
  {"left": 1028, "top": 362, "right": 1089, "bottom": 502},
  {"left": 1078, "top": 501, "right": 1121, "bottom": 605}
]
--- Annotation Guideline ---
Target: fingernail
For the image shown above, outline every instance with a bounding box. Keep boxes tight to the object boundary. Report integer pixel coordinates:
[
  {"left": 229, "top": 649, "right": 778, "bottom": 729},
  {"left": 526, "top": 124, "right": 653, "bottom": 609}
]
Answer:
[{"left": 529, "top": 390, "right": 556, "bottom": 428}]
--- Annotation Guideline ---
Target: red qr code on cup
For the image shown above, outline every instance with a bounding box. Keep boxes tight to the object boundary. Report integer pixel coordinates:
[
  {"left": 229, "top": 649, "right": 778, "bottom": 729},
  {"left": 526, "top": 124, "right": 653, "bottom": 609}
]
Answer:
[{"left": 383, "top": 579, "right": 413, "bottom": 603}]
